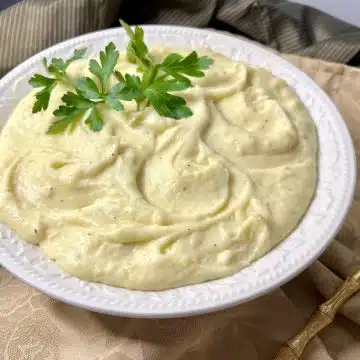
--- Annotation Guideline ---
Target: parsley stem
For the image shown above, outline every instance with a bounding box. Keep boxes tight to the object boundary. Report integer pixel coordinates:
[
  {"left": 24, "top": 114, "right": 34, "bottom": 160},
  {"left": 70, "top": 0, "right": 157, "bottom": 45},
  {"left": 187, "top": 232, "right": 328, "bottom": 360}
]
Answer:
[
  {"left": 141, "top": 65, "right": 159, "bottom": 89},
  {"left": 149, "top": 65, "right": 159, "bottom": 84}
]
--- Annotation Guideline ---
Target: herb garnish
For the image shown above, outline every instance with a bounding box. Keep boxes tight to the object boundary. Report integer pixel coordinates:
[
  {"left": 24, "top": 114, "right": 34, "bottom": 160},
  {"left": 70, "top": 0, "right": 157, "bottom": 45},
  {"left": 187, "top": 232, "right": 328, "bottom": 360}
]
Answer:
[{"left": 29, "top": 20, "right": 214, "bottom": 134}]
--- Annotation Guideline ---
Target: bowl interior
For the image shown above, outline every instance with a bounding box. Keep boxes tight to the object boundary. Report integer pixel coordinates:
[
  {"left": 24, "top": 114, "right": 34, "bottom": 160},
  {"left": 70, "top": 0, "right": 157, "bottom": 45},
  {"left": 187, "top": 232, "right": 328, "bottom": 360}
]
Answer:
[{"left": 0, "top": 26, "right": 356, "bottom": 317}]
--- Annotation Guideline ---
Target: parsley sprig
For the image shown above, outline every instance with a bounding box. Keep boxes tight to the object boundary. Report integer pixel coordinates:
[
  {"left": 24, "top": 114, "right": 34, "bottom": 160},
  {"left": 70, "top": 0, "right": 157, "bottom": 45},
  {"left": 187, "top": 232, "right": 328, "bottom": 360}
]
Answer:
[
  {"left": 46, "top": 43, "right": 122, "bottom": 134},
  {"left": 29, "top": 20, "right": 214, "bottom": 134},
  {"left": 29, "top": 48, "right": 87, "bottom": 113}
]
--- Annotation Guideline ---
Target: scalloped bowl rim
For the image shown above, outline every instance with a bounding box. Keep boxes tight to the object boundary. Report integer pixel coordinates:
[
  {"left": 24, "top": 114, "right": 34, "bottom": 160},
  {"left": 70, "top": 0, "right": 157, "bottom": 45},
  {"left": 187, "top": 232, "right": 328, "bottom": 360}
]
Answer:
[{"left": 0, "top": 26, "right": 356, "bottom": 318}]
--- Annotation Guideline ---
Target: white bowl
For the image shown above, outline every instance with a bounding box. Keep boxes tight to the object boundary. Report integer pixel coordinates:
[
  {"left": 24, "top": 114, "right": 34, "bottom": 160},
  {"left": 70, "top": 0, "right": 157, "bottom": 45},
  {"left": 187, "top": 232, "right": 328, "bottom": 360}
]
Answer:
[{"left": 0, "top": 26, "right": 356, "bottom": 318}]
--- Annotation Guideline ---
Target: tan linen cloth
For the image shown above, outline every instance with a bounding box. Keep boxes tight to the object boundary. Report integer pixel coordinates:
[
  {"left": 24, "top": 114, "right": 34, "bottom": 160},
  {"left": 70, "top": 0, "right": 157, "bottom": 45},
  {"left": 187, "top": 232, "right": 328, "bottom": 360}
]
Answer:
[{"left": 1, "top": 54, "right": 360, "bottom": 360}]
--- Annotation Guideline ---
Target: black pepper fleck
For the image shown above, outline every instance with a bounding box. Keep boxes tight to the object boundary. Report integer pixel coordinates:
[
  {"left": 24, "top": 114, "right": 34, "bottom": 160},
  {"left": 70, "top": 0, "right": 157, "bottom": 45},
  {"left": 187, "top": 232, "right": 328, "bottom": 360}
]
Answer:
[{"left": 34, "top": 229, "right": 38, "bottom": 234}]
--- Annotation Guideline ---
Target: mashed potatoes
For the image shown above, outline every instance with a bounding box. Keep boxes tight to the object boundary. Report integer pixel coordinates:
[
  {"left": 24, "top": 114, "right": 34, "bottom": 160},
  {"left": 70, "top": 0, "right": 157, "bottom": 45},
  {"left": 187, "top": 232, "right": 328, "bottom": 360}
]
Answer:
[{"left": 0, "top": 48, "right": 317, "bottom": 290}]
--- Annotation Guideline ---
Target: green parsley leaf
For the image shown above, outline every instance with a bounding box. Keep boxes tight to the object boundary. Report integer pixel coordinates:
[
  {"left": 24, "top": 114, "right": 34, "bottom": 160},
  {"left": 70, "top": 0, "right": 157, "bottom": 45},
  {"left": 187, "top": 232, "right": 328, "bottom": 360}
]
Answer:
[
  {"left": 116, "top": 74, "right": 144, "bottom": 101},
  {"left": 75, "top": 77, "right": 102, "bottom": 100},
  {"left": 49, "top": 91, "right": 105, "bottom": 133},
  {"left": 113, "top": 70, "right": 125, "bottom": 82},
  {"left": 105, "top": 94, "right": 124, "bottom": 111},
  {"left": 120, "top": 20, "right": 151, "bottom": 68},
  {"left": 62, "top": 91, "right": 92, "bottom": 109},
  {"left": 120, "top": 19, "right": 135, "bottom": 40},
  {"left": 47, "top": 107, "right": 85, "bottom": 134},
  {"left": 198, "top": 56, "right": 214, "bottom": 69},
  {"left": 30, "top": 47, "right": 87, "bottom": 114},
  {"left": 31, "top": 82, "right": 56, "bottom": 113},
  {"left": 161, "top": 51, "right": 214, "bottom": 78},
  {"left": 89, "top": 42, "right": 119, "bottom": 92},
  {"left": 28, "top": 74, "right": 55, "bottom": 88},
  {"left": 85, "top": 106, "right": 103, "bottom": 131},
  {"left": 49, "top": 58, "right": 66, "bottom": 75},
  {"left": 150, "top": 78, "right": 191, "bottom": 92},
  {"left": 29, "top": 74, "right": 57, "bottom": 113},
  {"left": 105, "top": 83, "right": 125, "bottom": 111},
  {"left": 106, "top": 74, "right": 145, "bottom": 111},
  {"left": 53, "top": 105, "right": 78, "bottom": 117},
  {"left": 66, "top": 48, "right": 87, "bottom": 67},
  {"left": 162, "top": 72, "right": 192, "bottom": 87},
  {"left": 144, "top": 86, "right": 193, "bottom": 119},
  {"left": 46, "top": 48, "right": 87, "bottom": 77}
]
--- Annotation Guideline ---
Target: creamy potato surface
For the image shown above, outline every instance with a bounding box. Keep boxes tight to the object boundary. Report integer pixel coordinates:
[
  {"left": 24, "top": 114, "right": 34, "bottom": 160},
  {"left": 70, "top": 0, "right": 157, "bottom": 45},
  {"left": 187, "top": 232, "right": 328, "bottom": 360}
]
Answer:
[{"left": 0, "top": 48, "right": 317, "bottom": 290}]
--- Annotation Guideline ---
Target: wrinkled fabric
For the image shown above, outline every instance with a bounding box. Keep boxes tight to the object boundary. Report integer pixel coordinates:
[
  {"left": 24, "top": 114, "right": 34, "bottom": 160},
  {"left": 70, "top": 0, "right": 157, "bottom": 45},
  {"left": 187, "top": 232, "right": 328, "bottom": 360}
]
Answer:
[
  {"left": 1, "top": 0, "right": 360, "bottom": 76},
  {"left": 1, "top": 48, "right": 360, "bottom": 360},
  {"left": 1, "top": 1, "right": 360, "bottom": 360}
]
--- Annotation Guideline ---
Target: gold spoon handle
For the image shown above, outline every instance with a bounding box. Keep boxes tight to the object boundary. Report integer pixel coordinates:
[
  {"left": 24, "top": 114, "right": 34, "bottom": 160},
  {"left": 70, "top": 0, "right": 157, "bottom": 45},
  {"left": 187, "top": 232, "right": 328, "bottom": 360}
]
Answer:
[{"left": 273, "top": 268, "right": 360, "bottom": 360}]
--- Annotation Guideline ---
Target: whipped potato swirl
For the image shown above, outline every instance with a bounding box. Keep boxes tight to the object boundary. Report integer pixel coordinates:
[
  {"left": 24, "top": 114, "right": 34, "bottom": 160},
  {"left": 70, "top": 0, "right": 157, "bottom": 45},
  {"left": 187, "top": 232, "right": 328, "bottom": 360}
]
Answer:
[{"left": 0, "top": 48, "right": 317, "bottom": 290}]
